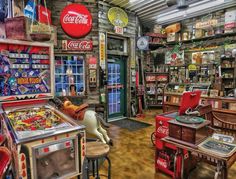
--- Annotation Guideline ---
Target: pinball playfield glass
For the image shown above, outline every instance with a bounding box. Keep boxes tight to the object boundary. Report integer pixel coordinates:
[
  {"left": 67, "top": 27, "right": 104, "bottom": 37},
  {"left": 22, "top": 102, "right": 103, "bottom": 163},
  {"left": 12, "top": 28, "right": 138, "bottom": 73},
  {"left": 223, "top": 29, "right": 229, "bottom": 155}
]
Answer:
[{"left": 4, "top": 104, "right": 72, "bottom": 140}]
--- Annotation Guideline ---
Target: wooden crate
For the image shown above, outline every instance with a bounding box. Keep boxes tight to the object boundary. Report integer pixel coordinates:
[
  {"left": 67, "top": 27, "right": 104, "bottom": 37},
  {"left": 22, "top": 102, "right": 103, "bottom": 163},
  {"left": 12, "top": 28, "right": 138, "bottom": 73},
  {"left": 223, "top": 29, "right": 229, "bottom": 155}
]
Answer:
[{"left": 5, "top": 16, "right": 30, "bottom": 40}]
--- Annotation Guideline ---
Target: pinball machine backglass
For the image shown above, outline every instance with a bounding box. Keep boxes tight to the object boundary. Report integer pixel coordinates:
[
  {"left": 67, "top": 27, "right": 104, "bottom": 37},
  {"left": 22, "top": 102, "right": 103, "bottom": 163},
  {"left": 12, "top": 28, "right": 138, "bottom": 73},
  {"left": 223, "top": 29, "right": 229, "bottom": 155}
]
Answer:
[{"left": 0, "top": 39, "right": 85, "bottom": 179}]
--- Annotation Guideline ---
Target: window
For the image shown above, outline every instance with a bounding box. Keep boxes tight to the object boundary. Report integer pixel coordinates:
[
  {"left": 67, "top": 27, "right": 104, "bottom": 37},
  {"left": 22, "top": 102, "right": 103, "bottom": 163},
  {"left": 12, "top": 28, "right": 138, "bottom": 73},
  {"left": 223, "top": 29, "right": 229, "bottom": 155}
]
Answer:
[{"left": 55, "top": 55, "right": 85, "bottom": 96}]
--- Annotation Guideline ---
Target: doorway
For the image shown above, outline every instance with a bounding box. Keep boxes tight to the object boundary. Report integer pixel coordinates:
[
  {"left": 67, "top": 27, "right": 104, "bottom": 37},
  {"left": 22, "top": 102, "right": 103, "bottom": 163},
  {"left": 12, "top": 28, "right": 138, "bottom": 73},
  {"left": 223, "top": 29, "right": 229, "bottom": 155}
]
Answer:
[{"left": 107, "top": 55, "right": 127, "bottom": 121}]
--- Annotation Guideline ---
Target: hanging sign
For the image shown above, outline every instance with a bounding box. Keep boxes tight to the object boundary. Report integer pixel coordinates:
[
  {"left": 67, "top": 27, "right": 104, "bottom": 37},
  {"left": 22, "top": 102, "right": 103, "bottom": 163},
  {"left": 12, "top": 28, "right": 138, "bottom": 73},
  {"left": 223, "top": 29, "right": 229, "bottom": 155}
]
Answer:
[
  {"left": 137, "top": 36, "right": 149, "bottom": 50},
  {"left": 99, "top": 32, "right": 106, "bottom": 69},
  {"left": 60, "top": 4, "right": 92, "bottom": 38},
  {"left": 62, "top": 40, "right": 93, "bottom": 51},
  {"left": 89, "top": 57, "right": 97, "bottom": 69},
  {"left": 108, "top": 7, "right": 128, "bottom": 28}
]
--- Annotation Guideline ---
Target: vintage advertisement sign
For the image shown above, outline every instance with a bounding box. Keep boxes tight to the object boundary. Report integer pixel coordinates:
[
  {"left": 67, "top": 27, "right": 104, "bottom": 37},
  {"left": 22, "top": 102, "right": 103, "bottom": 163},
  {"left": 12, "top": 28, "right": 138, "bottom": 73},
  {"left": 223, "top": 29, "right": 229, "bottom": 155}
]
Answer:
[
  {"left": 137, "top": 36, "right": 149, "bottom": 50},
  {"left": 196, "top": 19, "right": 218, "bottom": 29},
  {"left": 60, "top": 4, "right": 92, "bottom": 38},
  {"left": 114, "top": 26, "right": 124, "bottom": 35},
  {"left": 99, "top": 32, "right": 106, "bottom": 70},
  {"left": 108, "top": 7, "right": 128, "bottom": 28},
  {"left": 62, "top": 40, "right": 93, "bottom": 51}
]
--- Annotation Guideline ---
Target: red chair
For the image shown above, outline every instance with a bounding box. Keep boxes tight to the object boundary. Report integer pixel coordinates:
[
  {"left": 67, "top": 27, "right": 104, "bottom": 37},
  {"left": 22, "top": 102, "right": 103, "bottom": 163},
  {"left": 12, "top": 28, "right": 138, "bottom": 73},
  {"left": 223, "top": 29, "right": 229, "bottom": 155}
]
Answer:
[{"left": 0, "top": 147, "right": 11, "bottom": 179}]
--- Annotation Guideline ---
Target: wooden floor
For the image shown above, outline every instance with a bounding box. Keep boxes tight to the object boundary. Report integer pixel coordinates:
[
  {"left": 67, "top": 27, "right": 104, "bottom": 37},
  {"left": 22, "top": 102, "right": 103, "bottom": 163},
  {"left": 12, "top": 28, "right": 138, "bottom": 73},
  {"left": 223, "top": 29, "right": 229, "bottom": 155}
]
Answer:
[{"left": 93, "top": 109, "right": 236, "bottom": 179}]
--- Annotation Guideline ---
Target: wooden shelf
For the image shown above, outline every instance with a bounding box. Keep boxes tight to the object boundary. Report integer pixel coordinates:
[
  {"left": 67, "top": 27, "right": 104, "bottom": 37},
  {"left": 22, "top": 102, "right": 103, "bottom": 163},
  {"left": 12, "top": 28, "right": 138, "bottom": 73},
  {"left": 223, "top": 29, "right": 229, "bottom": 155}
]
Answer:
[
  {"left": 221, "top": 67, "right": 235, "bottom": 69},
  {"left": 147, "top": 104, "right": 162, "bottom": 107},
  {"left": 145, "top": 72, "right": 169, "bottom": 74},
  {"left": 146, "top": 93, "right": 155, "bottom": 95},
  {"left": 222, "top": 77, "right": 234, "bottom": 79},
  {"left": 166, "top": 32, "right": 236, "bottom": 46}
]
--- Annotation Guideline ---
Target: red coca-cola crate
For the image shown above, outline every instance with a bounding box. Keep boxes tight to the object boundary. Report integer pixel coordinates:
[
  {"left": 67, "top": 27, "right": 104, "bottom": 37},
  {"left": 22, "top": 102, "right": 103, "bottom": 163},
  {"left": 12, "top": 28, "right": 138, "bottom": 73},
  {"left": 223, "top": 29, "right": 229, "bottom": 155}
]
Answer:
[
  {"left": 155, "top": 111, "right": 178, "bottom": 150},
  {"left": 37, "top": 5, "right": 52, "bottom": 25}
]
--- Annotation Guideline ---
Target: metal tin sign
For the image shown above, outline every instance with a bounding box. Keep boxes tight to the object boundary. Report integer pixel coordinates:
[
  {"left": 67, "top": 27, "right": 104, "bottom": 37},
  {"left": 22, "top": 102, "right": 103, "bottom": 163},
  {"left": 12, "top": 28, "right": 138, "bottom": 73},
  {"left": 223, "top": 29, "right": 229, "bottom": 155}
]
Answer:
[
  {"left": 99, "top": 32, "right": 106, "bottom": 69},
  {"left": 114, "top": 26, "right": 123, "bottom": 35},
  {"left": 89, "top": 57, "right": 97, "bottom": 69},
  {"left": 60, "top": 4, "right": 92, "bottom": 38},
  {"left": 62, "top": 40, "right": 93, "bottom": 51},
  {"left": 188, "top": 64, "right": 197, "bottom": 71},
  {"left": 108, "top": 7, "right": 128, "bottom": 28},
  {"left": 137, "top": 36, "right": 149, "bottom": 50}
]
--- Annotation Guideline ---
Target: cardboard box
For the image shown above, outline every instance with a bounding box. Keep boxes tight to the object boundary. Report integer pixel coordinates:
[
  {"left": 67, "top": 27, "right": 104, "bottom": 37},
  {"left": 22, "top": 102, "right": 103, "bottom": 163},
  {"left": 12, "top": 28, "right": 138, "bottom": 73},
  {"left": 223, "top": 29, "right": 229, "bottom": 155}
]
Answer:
[
  {"left": 229, "top": 103, "right": 236, "bottom": 111},
  {"left": 5, "top": 16, "right": 30, "bottom": 40}
]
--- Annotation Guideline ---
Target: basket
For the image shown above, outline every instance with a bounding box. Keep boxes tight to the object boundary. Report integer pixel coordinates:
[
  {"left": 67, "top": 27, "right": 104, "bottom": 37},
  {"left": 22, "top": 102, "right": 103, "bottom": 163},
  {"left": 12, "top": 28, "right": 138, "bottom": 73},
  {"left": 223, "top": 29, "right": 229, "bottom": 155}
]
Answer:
[{"left": 30, "top": 33, "right": 51, "bottom": 41}]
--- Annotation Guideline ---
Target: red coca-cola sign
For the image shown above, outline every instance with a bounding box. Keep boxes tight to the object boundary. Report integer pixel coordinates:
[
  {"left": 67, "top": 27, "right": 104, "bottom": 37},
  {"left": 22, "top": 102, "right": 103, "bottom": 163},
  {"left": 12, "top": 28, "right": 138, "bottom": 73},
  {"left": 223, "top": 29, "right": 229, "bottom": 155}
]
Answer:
[
  {"left": 157, "top": 125, "right": 169, "bottom": 136},
  {"left": 60, "top": 4, "right": 92, "bottom": 38},
  {"left": 62, "top": 40, "right": 93, "bottom": 51}
]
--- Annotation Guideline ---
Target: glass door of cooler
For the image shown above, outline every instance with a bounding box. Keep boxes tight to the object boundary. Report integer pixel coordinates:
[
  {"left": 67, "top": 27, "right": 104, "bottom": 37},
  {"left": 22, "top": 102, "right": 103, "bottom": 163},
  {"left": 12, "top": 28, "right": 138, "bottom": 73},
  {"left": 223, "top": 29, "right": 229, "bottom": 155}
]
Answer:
[
  {"left": 107, "top": 56, "right": 126, "bottom": 121},
  {"left": 55, "top": 55, "right": 85, "bottom": 96}
]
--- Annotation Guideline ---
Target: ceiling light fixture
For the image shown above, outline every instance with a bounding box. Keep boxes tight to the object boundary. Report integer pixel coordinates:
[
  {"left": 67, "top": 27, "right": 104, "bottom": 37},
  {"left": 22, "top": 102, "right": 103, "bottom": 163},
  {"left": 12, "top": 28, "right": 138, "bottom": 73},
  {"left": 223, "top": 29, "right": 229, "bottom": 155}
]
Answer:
[{"left": 156, "top": 0, "right": 235, "bottom": 25}]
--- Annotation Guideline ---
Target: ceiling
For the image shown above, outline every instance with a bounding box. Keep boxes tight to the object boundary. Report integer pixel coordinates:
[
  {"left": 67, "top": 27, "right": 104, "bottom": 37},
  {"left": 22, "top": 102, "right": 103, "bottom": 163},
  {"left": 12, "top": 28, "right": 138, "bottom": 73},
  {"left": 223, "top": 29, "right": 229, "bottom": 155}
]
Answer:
[
  {"left": 103, "top": 0, "right": 197, "bottom": 27},
  {"left": 103, "top": 0, "right": 236, "bottom": 28}
]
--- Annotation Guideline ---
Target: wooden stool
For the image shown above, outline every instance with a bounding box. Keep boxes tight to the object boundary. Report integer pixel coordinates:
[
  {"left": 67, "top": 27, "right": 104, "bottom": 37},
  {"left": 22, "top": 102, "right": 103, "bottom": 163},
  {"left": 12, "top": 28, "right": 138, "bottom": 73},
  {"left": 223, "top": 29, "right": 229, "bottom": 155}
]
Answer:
[{"left": 85, "top": 142, "right": 111, "bottom": 179}]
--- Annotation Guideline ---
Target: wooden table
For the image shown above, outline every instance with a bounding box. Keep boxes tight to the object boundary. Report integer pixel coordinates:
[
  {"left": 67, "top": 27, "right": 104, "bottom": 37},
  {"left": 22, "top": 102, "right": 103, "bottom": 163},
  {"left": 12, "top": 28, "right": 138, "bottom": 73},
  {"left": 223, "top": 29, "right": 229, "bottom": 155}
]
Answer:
[{"left": 162, "top": 137, "right": 236, "bottom": 179}]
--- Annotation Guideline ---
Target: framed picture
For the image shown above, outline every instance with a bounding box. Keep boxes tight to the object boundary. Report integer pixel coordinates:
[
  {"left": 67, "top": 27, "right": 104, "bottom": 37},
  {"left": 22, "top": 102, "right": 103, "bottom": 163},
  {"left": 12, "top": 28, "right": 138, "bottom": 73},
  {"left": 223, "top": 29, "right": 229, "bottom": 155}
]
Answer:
[{"left": 165, "top": 50, "right": 184, "bottom": 65}]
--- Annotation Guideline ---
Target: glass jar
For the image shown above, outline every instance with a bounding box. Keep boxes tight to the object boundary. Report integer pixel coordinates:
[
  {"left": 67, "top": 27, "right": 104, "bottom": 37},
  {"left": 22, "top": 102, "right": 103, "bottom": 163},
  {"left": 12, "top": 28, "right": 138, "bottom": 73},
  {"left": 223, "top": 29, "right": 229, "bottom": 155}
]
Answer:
[
  {"left": 208, "top": 52, "right": 215, "bottom": 63},
  {"left": 182, "top": 32, "right": 189, "bottom": 41},
  {"left": 202, "top": 53, "right": 209, "bottom": 64}
]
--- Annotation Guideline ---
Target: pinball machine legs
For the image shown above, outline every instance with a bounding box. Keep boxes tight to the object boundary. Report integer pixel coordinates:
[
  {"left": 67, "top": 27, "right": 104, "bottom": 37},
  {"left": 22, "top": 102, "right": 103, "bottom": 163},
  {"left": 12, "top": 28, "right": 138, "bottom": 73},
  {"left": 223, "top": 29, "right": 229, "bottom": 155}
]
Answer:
[{"left": 174, "top": 148, "right": 184, "bottom": 179}]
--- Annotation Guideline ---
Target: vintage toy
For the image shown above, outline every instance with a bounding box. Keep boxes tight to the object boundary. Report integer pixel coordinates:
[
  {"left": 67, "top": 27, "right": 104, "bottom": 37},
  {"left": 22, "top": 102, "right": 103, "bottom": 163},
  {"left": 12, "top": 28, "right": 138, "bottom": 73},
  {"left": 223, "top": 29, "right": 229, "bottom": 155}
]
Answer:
[{"left": 52, "top": 97, "right": 113, "bottom": 145}]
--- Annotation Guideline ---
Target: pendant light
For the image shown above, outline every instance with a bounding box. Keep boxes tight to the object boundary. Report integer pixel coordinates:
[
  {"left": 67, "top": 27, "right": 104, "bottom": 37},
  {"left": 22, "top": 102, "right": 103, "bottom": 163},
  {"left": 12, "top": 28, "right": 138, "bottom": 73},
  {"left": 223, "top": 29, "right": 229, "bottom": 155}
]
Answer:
[{"left": 177, "top": 0, "right": 189, "bottom": 9}]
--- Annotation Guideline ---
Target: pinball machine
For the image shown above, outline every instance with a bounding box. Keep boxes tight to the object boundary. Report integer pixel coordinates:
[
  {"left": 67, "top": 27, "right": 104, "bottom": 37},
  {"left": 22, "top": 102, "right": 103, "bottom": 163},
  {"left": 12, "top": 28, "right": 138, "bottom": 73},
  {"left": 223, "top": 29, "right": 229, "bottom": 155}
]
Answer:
[{"left": 0, "top": 39, "right": 86, "bottom": 179}]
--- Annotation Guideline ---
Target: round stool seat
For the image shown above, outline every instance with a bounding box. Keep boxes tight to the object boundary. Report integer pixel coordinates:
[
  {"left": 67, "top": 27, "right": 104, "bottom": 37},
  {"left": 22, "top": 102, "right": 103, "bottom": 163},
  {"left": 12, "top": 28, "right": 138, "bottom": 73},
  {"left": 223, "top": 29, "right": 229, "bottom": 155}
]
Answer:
[{"left": 86, "top": 142, "right": 110, "bottom": 159}]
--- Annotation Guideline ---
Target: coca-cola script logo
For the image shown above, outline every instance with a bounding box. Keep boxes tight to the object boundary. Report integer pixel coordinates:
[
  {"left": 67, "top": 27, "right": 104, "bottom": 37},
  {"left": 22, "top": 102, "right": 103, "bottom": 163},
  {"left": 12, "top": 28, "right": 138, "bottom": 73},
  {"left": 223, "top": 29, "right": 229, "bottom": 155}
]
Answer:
[
  {"left": 60, "top": 4, "right": 92, "bottom": 38},
  {"left": 157, "top": 125, "right": 169, "bottom": 136},
  {"left": 63, "top": 12, "right": 88, "bottom": 24},
  {"left": 62, "top": 40, "right": 93, "bottom": 51},
  {"left": 157, "top": 158, "right": 168, "bottom": 168}
]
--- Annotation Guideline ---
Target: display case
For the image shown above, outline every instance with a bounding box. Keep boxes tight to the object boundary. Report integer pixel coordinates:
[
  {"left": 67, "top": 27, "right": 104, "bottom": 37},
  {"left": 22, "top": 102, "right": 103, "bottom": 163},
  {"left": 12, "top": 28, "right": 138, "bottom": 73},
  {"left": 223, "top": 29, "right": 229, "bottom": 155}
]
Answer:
[
  {"left": 220, "top": 55, "right": 236, "bottom": 95},
  {"left": 144, "top": 72, "right": 169, "bottom": 108},
  {"left": 0, "top": 39, "right": 85, "bottom": 179},
  {"left": 163, "top": 83, "right": 236, "bottom": 123},
  {"left": 55, "top": 55, "right": 85, "bottom": 96}
]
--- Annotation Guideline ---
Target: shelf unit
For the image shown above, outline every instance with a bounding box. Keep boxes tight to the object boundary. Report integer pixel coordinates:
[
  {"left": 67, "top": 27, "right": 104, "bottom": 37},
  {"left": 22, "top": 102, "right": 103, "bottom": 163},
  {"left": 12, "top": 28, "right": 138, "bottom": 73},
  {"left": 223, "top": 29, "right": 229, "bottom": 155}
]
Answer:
[
  {"left": 55, "top": 55, "right": 85, "bottom": 96},
  {"left": 220, "top": 56, "right": 236, "bottom": 94},
  {"left": 144, "top": 72, "right": 169, "bottom": 108}
]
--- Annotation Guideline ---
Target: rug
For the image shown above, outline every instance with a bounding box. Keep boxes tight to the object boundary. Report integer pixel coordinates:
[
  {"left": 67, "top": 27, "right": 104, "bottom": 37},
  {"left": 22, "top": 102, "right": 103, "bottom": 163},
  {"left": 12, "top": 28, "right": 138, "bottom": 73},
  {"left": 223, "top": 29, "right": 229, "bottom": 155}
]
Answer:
[{"left": 110, "top": 118, "right": 152, "bottom": 131}]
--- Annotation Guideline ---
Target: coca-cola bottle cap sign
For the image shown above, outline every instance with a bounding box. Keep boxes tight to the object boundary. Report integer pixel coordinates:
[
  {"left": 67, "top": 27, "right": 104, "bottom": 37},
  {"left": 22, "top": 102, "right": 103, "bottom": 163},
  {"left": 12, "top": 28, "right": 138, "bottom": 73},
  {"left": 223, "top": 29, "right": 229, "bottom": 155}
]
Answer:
[{"left": 60, "top": 4, "right": 92, "bottom": 38}]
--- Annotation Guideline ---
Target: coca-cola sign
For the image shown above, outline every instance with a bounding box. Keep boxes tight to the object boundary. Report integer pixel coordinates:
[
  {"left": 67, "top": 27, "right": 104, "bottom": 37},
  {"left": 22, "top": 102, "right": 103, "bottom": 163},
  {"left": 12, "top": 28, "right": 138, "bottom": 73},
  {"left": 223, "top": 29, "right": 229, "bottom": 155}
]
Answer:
[
  {"left": 62, "top": 40, "right": 93, "bottom": 51},
  {"left": 157, "top": 125, "right": 169, "bottom": 136},
  {"left": 60, "top": 4, "right": 92, "bottom": 38}
]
